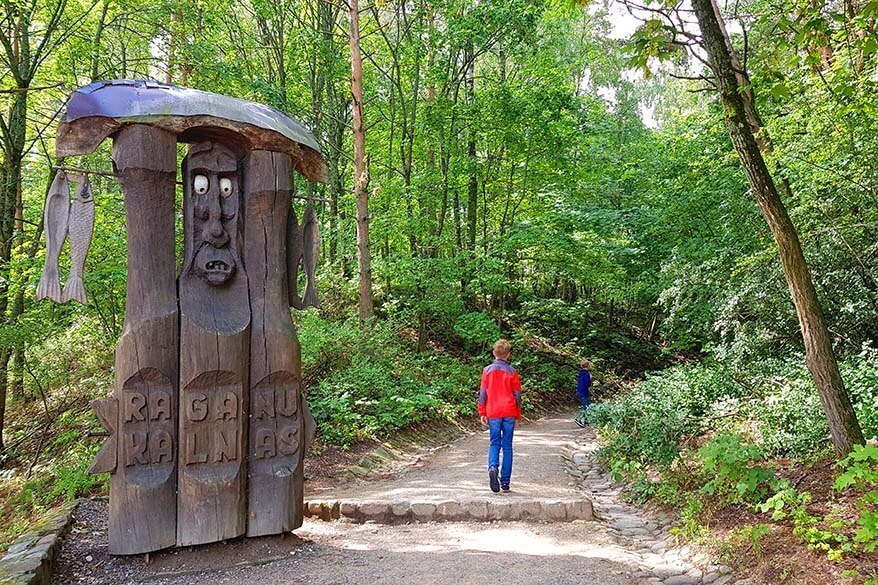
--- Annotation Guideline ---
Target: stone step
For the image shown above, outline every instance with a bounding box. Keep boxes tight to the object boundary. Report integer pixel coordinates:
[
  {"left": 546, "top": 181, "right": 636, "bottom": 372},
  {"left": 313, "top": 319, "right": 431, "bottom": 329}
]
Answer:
[{"left": 303, "top": 498, "right": 594, "bottom": 524}]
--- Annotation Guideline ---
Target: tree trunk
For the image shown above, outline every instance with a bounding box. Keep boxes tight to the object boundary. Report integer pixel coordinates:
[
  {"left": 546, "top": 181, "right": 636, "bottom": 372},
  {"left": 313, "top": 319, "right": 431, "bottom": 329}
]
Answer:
[
  {"left": 691, "top": 0, "right": 865, "bottom": 455},
  {"left": 91, "top": 0, "right": 111, "bottom": 81},
  {"left": 0, "top": 349, "right": 9, "bottom": 452},
  {"left": 9, "top": 290, "right": 24, "bottom": 399},
  {"left": 349, "top": 0, "right": 373, "bottom": 321},
  {"left": 465, "top": 41, "right": 478, "bottom": 250},
  {"left": 328, "top": 151, "right": 340, "bottom": 264},
  {"left": 0, "top": 88, "right": 27, "bottom": 455}
]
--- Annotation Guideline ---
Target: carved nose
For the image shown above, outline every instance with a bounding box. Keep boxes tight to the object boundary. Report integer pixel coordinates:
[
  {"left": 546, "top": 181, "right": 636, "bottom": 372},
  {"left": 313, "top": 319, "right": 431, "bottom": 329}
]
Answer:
[{"left": 204, "top": 220, "right": 229, "bottom": 247}]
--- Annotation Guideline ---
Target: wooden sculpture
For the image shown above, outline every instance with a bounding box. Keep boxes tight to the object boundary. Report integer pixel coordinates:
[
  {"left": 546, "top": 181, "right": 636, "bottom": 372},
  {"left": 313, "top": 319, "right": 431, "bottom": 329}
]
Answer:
[
  {"left": 45, "top": 80, "right": 327, "bottom": 555},
  {"left": 243, "top": 151, "right": 318, "bottom": 536},
  {"left": 35, "top": 172, "right": 70, "bottom": 303},
  {"left": 36, "top": 172, "right": 96, "bottom": 304},
  {"left": 177, "top": 140, "right": 250, "bottom": 546},
  {"left": 62, "top": 175, "right": 95, "bottom": 304},
  {"left": 87, "top": 124, "right": 180, "bottom": 555}
]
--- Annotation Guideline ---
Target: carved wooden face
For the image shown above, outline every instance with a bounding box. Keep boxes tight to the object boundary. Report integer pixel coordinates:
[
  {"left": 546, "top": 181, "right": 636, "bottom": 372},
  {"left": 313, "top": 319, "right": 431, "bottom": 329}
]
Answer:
[{"left": 184, "top": 142, "right": 240, "bottom": 286}]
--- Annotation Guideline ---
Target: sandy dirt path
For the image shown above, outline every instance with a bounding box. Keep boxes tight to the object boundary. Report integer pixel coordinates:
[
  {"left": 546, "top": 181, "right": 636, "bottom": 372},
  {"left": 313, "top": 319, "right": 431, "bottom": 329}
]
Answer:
[{"left": 309, "top": 414, "right": 584, "bottom": 504}]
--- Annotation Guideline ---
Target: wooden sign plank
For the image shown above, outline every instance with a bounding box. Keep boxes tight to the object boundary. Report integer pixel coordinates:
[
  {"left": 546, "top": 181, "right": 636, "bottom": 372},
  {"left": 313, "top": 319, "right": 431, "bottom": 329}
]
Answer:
[
  {"left": 87, "top": 398, "right": 117, "bottom": 475},
  {"left": 107, "top": 124, "right": 179, "bottom": 555},
  {"left": 243, "top": 150, "right": 307, "bottom": 536},
  {"left": 177, "top": 141, "right": 250, "bottom": 547}
]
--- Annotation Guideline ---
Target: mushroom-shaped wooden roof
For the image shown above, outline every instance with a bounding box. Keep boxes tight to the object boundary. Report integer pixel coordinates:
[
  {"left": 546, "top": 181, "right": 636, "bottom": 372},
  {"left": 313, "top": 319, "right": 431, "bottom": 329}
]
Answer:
[{"left": 57, "top": 80, "right": 327, "bottom": 183}]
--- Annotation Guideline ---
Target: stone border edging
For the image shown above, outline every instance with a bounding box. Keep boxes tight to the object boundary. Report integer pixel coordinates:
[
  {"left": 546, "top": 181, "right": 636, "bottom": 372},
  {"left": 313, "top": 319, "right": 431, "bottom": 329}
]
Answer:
[
  {"left": 303, "top": 497, "right": 594, "bottom": 524},
  {"left": 0, "top": 499, "right": 81, "bottom": 585},
  {"left": 565, "top": 433, "right": 740, "bottom": 585}
]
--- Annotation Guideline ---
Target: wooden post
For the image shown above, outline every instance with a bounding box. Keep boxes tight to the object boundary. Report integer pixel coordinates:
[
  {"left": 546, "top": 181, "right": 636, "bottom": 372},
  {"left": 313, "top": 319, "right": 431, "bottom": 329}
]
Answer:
[
  {"left": 177, "top": 141, "right": 250, "bottom": 546},
  {"left": 106, "top": 124, "right": 179, "bottom": 555},
  {"left": 243, "top": 150, "right": 307, "bottom": 536}
]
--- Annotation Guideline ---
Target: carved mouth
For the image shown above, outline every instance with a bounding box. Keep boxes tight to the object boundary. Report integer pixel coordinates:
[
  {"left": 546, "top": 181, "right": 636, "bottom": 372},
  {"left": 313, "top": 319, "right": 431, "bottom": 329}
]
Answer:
[
  {"left": 206, "top": 260, "right": 230, "bottom": 272},
  {"left": 194, "top": 246, "right": 236, "bottom": 286}
]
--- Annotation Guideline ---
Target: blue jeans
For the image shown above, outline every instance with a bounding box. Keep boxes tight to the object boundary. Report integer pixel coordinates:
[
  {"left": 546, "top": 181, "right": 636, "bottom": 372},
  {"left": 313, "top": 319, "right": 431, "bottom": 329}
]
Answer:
[
  {"left": 488, "top": 417, "right": 516, "bottom": 484},
  {"left": 577, "top": 391, "right": 590, "bottom": 412}
]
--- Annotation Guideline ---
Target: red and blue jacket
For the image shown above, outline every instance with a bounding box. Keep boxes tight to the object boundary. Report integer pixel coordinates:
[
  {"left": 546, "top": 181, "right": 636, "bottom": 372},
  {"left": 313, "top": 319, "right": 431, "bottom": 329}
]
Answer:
[{"left": 478, "top": 358, "right": 522, "bottom": 419}]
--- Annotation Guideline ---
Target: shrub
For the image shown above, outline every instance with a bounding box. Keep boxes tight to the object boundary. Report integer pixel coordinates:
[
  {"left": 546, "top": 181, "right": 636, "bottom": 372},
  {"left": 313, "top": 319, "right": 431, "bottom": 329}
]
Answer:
[
  {"left": 697, "top": 434, "right": 780, "bottom": 505},
  {"left": 745, "top": 374, "right": 829, "bottom": 456},
  {"left": 841, "top": 347, "right": 878, "bottom": 439},
  {"left": 588, "top": 362, "right": 745, "bottom": 468},
  {"left": 298, "top": 314, "right": 476, "bottom": 447},
  {"left": 509, "top": 337, "right": 578, "bottom": 399},
  {"left": 671, "top": 495, "right": 710, "bottom": 540},
  {"left": 730, "top": 524, "right": 772, "bottom": 559},
  {"left": 835, "top": 444, "right": 878, "bottom": 554},
  {"left": 453, "top": 312, "right": 501, "bottom": 349}
]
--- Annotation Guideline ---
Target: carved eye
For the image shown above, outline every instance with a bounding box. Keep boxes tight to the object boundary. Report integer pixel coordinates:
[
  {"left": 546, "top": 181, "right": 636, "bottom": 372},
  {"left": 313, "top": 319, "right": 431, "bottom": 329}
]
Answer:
[
  {"left": 193, "top": 174, "right": 209, "bottom": 195},
  {"left": 219, "top": 178, "right": 233, "bottom": 198}
]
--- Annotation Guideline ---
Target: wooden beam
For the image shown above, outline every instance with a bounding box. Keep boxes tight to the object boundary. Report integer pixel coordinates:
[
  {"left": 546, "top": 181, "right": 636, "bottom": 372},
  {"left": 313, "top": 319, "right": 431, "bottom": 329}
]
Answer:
[
  {"left": 243, "top": 150, "right": 307, "bottom": 536},
  {"left": 177, "top": 141, "right": 250, "bottom": 546},
  {"left": 107, "top": 124, "right": 179, "bottom": 555}
]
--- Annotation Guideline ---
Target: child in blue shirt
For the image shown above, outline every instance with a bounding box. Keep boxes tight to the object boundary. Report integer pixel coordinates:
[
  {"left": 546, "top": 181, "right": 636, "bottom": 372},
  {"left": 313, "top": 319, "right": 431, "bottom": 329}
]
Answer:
[{"left": 575, "top": 359, "right": 591, "bottom": 427}]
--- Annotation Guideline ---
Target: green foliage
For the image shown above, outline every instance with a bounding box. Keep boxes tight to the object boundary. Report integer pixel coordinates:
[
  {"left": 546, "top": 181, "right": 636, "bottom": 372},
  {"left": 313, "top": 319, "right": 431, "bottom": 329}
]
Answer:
[
  {"left": 791, "top": 506, "right": 855, "bottom": 562},
  {"left": 731, "top": 524, "right": 772, "bottom": 559},
  {"left": 453, "top": 312, "right": 501, "bottom": 349},
  {"left": 508, "top": 336, "right": 577, "bottom": 398},
  {"left": 697, "top": 434, "right": 780, "bottom": 505},
  {"left": 590, "top": 351, "right": 878, "bottom": 483},
  {"left": 752, "top": 445, "right": 878, "bottom": 562},
  {"left": 588, "top": 363, "right": 745, "bottom": 468},
  {"left": 835, "top": 445, "right": 878, "bottom": 553},
  {"left": 1, "top": 442, "right": 104, "bottom": 548},
  {"left": 759, "top": 485, "right": 810, "bottom": 522},
  {"left": 840, "top": 348, "right": 878, "bottom": 439},
  {"left": 298, "top": 313, "right": 477, "bottom": 447},
  {"left": 21, "top": 444, "right": 102, "bottom": 507},
  {"left": 5, "top": 0, "right": 878, "bottom": 571},
  {"left": 742, "top": 364, "right": 830, "bottom": 457},
  {"left": 670, "top": 495, "right": 709, "bottom": 540}
]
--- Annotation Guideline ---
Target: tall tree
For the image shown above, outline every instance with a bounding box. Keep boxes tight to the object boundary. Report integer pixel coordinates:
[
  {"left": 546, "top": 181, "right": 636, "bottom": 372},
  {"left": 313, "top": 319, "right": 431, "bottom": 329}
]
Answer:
[
  {"left": 0, "top": 0, "right": 69, "bottom": 452},
  {"left": 689, "top": 0, "right": 865, "bottom": 454},
  {"left": 349, "top": 0, "right": 372, "bottom": 321}
]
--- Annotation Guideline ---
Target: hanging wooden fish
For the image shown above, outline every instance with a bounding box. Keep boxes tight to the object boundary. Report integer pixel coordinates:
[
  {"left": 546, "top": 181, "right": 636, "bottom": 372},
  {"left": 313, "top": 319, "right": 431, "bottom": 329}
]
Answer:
[
  {"left": 286, "top": 204, "right": 306, "bottom": 310},
  {"left": 62, "top": 175, "right": 95, "bottom": 304},
  {"left": 35, "top": 172, "right": 71, "bottom": 302},
  {"left": 301, "top": 200, "right": 321, "bottom": 309}
]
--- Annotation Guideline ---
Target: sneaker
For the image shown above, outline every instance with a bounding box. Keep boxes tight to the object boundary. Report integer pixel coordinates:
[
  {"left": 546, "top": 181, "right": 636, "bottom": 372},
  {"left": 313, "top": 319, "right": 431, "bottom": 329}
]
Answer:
[
  {"left": 489, "top": 467, "right": 500, "bottom": 493},
  {"left": 574, "top": 417, "right": 587, "bottom": 428},
  {"left": 500, "top": 483, "right": 510, "bottom": 492}
]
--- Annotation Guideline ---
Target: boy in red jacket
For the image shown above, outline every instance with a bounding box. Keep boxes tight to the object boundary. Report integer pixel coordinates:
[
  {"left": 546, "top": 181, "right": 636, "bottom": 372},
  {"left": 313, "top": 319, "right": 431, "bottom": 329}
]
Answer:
[{"left": 478, "top": 339, "right": 522, "bottom": 493}]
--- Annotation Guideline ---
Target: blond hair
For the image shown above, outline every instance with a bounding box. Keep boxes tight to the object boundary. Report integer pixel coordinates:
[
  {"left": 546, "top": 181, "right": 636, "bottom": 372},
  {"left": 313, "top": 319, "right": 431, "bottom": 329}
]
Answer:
[
  {"left": 581, "top": 359, "right": 591, "bottom": 369},
  {"left": 493, "top": 339, "right": 511, "bottom": 358}
]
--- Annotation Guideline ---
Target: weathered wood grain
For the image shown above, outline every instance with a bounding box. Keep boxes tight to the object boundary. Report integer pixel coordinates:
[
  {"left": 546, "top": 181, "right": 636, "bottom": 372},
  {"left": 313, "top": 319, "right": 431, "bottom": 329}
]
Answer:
[
  {"left": 286, "top": 204, "right": 305, "bottom": 310},
  {"left": 87, "top": 397, "right": 117, "bottom": 475},
  {"left": 243, "top": 150, "right": 306, "bottom": 536},
  {"left": 107, "top": 124, "right": 179, "bottom": 555},
  {"left": 301, "top": 201, "right": 321, "bottom": 309},
  {"left": 61, "top": 175, "right": 95, "bottom": 304},
  {"left": 177, "top": 141, "right": 250, "bottom": 547},
  {"left": 35, "top": 172, "right": 70, "bottom": 302}
]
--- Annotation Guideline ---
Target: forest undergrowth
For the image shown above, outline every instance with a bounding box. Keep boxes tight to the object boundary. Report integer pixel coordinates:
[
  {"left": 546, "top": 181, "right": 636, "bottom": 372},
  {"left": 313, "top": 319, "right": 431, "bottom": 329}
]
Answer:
[{"left": 589, "top": 355, "right": 878, "bottom": 585}]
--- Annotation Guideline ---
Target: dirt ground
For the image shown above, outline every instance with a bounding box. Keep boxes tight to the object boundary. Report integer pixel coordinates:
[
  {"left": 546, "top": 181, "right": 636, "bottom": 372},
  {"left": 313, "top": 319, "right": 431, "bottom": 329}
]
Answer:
[{"left": 53, "top": 500, "right": 640, "bottom": 585}]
